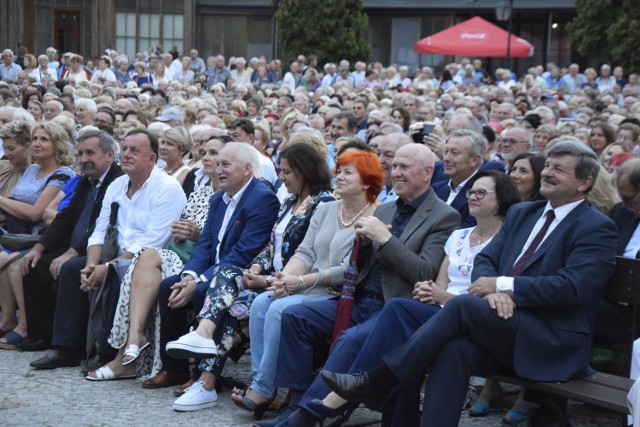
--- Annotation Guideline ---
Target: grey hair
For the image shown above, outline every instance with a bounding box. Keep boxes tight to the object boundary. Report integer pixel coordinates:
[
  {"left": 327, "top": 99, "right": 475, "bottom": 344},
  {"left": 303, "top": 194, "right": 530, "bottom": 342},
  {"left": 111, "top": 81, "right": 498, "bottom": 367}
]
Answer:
[
  {"left": 0, "top": 120, "right": 33, "bottom": 145},
  {"left": 616, "top": 158, "right": 640, "bottom": 190},
  {"left": 75, "top": 97, "right": 97, "bottom": 116},
  {"left": 547, "top": 139, "right": 600, "bottom": 193},
  {"left": 449, "top": 113, "right": 482, "bottom": 134},
  {"left": 76, "top": 129, "right": 118, "bottom": 153},
  {"left": 223, "top": 142, "right": 261, "bottom": 178},
  {"left": 448, "top": 129, "right": 486, "bottom": 158},
  {"left": 0, "top": 106, "right": 36, "bottom": 125},
  {"left": 379, "top": 121, "right": 404, "bottom": 134}
]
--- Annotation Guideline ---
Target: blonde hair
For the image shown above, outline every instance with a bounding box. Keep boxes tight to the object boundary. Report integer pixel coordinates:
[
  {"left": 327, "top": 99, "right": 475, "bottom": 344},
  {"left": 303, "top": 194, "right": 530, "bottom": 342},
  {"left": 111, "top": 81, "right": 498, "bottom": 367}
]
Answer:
[
  {"left": 162, "top": 126, "right": 193, "bottom": 155},
  {"left": 287, "top": 132, "right": 328, "bottom": 158},
  {"left": 31, "top": 122, "right": 74, "bottom": 166},
  {"left": 587, "top": 166, "right": 620, "bottom": 216}
]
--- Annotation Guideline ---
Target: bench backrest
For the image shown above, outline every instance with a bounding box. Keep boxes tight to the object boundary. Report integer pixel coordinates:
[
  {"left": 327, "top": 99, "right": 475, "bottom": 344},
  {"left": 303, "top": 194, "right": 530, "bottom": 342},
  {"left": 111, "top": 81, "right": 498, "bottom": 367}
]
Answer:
[{"left": 601, "top": 256, "right": 640, "bottom": 376}]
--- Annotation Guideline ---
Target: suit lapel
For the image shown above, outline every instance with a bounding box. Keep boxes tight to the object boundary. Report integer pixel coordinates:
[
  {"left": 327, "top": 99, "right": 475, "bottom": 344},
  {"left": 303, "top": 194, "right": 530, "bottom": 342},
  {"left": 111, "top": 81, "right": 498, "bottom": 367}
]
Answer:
[
  {"left": 504, "top": 203, "right": 546, "bottom": 271},
  {"left": 526, "top": 201, "right": 589, "bottom": 266}
]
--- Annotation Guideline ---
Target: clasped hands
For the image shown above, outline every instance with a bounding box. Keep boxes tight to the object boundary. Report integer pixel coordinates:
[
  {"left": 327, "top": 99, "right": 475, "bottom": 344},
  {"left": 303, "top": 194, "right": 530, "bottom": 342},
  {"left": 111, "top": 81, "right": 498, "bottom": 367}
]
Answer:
[
  {"left": 172, "top": 219, "right": 200, "bottom": 242},
  {"left": 168, "top": 275, "right": 198, "bottom": 309},
  {"left": 79, "top": 262, "right": 109, "bottom": 292},
  {"left": 412, "top": 280, "right": 447, "bottom": 305},
  {"left": 469, "top": 277, "right": 516, "bottom": 320},
  {"left": 267, "top": 271, "right": 303, "bottom": 298}
]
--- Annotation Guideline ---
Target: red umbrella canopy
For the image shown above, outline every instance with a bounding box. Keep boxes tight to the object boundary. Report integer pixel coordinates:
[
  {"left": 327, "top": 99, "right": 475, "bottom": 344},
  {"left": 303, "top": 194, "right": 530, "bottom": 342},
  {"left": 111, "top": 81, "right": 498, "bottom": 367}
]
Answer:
[{"left": 415, "top": 16, "right": 534, "bottom": 57}]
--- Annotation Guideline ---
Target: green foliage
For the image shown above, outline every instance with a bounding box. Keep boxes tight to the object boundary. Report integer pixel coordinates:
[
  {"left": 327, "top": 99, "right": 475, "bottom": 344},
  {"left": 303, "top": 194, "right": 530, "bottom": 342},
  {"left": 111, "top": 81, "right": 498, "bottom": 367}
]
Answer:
[
  {"left": 567, "top": 0, "right": 613, "bottom": 62},
  {"left": 273, "top": 0, "right": 370, "bottom": 65},
  {"left": 568, "top": 0, "right": 640, "bottom": 70},
  {"left": 607, "top": 2, "right": 640, "bottom": 71}
]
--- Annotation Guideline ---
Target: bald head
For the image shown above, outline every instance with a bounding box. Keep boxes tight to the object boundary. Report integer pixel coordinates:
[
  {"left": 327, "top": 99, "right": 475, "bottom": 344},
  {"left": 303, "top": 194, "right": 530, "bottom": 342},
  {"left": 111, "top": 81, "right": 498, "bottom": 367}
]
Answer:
[{"left": 392, "top": 143, "right": 435, "bottom": 202}]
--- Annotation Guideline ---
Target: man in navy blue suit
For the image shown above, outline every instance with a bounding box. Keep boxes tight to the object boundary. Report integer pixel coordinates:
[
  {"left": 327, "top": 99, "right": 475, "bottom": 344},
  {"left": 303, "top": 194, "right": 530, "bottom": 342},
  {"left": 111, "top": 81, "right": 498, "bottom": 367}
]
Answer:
[
  {"left": 321, "top": 140, "right": 618, "bottom": 426},
  {"left": 433, "top": 129, "right": 485, "bottom": 227},
  {"left": 142, "top": 142, "right": 280, "bottom": 389}
]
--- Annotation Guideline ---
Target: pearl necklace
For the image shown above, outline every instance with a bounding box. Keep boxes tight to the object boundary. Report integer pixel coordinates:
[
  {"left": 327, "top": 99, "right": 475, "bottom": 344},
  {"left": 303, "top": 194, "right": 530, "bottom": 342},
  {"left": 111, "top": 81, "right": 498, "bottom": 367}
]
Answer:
[{"left": 338, "top": 201, "right": 370, "bottom": 228}]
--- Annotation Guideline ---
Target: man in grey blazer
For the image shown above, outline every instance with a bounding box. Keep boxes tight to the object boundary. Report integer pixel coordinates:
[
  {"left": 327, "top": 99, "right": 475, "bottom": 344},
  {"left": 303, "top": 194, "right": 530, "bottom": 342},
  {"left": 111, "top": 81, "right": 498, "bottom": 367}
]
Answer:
[{"left": 265, "top": 144, "right": 460, "bottom": 426}]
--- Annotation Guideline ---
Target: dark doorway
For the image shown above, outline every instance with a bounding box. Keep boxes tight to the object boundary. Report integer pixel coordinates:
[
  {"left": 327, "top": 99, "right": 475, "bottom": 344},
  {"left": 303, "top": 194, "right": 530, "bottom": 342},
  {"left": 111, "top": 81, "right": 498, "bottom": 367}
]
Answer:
[{"left": 54, "top": 10, "right": 82, "bottom": 54}]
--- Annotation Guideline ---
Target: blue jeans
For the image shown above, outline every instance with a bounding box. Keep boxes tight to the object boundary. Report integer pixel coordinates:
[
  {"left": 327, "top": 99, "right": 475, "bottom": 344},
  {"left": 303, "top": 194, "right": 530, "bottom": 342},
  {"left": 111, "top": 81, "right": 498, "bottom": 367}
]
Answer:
[{"left": 249, "top": 291, "right": 335, "bottom": 398}]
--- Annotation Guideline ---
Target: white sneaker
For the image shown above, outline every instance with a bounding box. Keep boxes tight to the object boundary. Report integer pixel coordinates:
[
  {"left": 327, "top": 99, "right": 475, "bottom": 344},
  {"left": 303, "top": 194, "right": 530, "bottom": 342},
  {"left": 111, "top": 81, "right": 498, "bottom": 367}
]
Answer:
[
  {"left": 172, "top": 381, "right": 218, "bottom": 412},
  {"left": 166, "top": 331, "right": 218, "bottom": 359}
]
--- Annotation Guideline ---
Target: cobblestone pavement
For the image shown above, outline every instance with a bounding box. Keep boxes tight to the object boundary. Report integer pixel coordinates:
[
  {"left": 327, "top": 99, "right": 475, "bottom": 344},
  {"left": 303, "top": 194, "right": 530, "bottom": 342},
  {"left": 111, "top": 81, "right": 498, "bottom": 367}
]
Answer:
[{"left": 0, "top": 347, "right": 623, "bottom": 426}]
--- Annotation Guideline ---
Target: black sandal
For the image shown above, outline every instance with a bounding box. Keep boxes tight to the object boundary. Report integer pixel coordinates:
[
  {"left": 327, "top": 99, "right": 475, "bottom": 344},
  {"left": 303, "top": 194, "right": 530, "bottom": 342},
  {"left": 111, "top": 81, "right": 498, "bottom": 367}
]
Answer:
[{"left": 227, "top": 328, "right": 250, "bottom": 363}]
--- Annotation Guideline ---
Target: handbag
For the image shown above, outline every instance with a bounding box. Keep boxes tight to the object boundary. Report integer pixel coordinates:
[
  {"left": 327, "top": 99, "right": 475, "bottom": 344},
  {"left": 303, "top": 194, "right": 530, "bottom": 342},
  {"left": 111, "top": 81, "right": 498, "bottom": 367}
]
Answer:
[
  {"left": 100, "top": 202, "right": 120, "bottom": 263},
  {"left": 0, "top": 233, "right": 41, "bottom": 251},
  {"left": 168, "top": 239, "right": 195, "bottom": 264}
]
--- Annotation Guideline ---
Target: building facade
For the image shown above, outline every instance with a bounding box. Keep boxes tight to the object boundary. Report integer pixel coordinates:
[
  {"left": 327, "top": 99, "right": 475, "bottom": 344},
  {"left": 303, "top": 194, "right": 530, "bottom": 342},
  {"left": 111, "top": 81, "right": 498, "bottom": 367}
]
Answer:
[{"left": 1, "top": 0, "right": 576, "bottom": 73}]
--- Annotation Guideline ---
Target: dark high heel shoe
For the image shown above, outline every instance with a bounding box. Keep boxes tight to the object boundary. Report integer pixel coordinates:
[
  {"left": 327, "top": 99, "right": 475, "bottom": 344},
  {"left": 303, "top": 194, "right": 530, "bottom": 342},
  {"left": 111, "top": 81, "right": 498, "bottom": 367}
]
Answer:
[
  {"left": 228, "top": 328, "right": 250, "bottom": 363},
  {"left": 231, "top": 388, "right": 274, "bottom": 420}
]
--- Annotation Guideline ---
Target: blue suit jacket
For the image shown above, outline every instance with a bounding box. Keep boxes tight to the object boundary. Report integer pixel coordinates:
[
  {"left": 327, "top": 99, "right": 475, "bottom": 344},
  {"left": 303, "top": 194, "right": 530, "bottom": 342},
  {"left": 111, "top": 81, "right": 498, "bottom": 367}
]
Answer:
[
  {"left": 183, "top": 178, "right": 280, "bottom": 280},
  {"left": 432, "top": 179, "right": 476, "bottom": 228},
  {"left": 472, "top": 200, "right": 618, "bottom": 381}
]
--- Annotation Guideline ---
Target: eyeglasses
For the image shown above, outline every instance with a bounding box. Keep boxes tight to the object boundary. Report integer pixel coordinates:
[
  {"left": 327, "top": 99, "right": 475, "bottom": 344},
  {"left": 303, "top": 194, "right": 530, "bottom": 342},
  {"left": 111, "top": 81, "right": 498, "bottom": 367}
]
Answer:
[
  {"left": 620, "top": 188, "right": 640, "bottom": 204},
  {"left": 392, "top": 115, "right": 403, "bottom": 119},
  {"left": 466, "top": 189, "right": 495, "bottom": 200},
  {"left": 497, "top": 138, "right": 527, "bottom": 145},
  {"left": 193, "top": 139, "right": 208, "bottom": 145}
]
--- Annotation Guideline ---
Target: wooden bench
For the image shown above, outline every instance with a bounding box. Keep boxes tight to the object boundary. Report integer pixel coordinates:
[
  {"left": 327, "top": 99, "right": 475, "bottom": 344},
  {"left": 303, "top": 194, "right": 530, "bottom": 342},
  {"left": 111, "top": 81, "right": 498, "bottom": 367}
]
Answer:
[{"left": 493, "top": 256, "right": 640, "bottom": 425}]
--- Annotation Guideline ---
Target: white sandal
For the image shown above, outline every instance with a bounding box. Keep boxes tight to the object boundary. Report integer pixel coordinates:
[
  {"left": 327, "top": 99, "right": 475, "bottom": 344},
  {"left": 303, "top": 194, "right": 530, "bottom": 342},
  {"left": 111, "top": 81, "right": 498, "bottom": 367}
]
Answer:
[
  {"left": 85, "top": 365, "right": 136, "bottom": 381},
  {"left": 121, "top": 342, "right": 150, "bottom": 366}
]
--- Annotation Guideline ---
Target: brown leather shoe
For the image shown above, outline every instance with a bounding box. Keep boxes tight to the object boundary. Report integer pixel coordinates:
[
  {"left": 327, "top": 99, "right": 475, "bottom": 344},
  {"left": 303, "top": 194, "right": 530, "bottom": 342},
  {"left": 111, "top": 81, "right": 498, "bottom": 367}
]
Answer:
[
  {"left": 142, "top": 370, "right": 189, "bottom": 389},
  {"left": 173, "top": 378, "right": 196, "bottom": 396}
]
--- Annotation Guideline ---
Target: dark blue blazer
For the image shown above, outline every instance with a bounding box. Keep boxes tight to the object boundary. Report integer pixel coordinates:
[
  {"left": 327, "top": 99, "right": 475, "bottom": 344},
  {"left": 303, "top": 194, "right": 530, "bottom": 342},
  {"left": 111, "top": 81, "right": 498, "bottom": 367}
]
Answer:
[
  {"left": 183, "top": 177, "right": 280, "bottom": 280},
  {"left": 432, "top": 179, "right": 476, "bottom": 228},
  {"left": 472, "top": 200, "right": 618, "bottom": 381},
  {"left": 431, "top": 159, "right": 505, "bottom": 185}
]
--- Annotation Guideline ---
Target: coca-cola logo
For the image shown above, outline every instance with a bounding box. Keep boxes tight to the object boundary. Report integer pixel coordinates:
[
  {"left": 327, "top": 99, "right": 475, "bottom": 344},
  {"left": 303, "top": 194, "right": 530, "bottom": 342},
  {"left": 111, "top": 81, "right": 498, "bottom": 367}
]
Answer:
[{"left": 460, "top": 31, "right": 488, "bottom": 43}]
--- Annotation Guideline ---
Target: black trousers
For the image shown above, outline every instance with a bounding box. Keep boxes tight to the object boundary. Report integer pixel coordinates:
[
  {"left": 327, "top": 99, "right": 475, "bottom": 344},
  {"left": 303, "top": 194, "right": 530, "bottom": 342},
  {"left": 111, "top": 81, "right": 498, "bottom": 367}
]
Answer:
[
  {"left": 22, "top": 249, "right": 65, "bottom": 344},
  {"left": 51, "top": 256, "right": 89, "bottom": 352}
]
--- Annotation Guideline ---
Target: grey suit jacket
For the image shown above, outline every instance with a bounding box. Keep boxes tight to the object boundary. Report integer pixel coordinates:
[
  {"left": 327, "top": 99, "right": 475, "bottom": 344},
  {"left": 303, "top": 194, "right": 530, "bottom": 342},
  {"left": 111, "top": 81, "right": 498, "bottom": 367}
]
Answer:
[{"left": 357, "top": 187, "right": 461, "bottom": 300}]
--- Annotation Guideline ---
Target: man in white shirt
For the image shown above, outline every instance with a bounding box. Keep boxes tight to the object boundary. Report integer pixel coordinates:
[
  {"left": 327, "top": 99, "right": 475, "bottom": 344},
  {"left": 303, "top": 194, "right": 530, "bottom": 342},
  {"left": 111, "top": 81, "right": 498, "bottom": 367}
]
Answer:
[
  {"left": 0, "top": 50, "right": 22, "bottom": 81},
  {"left": 30, "top": 129, "right": 186, "bottom": 370}
]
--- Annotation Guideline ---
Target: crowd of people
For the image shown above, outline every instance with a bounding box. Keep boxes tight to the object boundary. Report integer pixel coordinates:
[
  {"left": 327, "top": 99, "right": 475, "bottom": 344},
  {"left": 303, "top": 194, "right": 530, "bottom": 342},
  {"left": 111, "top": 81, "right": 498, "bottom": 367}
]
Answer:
[{"left": 1, "top": 42, "right": 640, "bottom": 426}]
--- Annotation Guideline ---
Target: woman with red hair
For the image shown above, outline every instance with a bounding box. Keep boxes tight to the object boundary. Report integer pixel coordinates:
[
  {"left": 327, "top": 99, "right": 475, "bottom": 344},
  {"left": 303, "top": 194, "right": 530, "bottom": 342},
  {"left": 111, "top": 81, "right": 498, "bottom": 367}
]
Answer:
[{"left": 228, "top": 150, "right": 381, "bottom": 417}]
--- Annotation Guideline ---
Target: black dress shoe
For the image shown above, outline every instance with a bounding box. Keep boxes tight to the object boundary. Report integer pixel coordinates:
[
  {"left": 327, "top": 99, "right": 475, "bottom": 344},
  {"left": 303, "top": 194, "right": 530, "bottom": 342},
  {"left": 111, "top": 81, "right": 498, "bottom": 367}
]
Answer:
[
  {"left": 17, "top": 338, "right": 50, "bottom": 352},
  {"left": 30, "top": 348, "right": 81, "bottom": 369},
  {"left": 252, "top": 405, "right": 298, "bottom": 427},
  {"left": 320, "top": 371, "right": 385, "bottom": 404}
]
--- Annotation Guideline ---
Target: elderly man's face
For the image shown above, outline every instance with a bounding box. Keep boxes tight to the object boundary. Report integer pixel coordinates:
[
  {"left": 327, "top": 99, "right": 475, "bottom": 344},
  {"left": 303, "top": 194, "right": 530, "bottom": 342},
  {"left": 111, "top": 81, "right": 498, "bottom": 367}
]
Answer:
[
  {"left": 2, "top": 51, "right": 13, "bottom": 66},
  {"left": 618, "top": 174, "right": 640, "bottom": 216},
  {"left": 44, "top": 101, "right": 63, "bottom": 121},
  {"left": 540, "top": 154, "right": 592, "bottom": 207}
]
